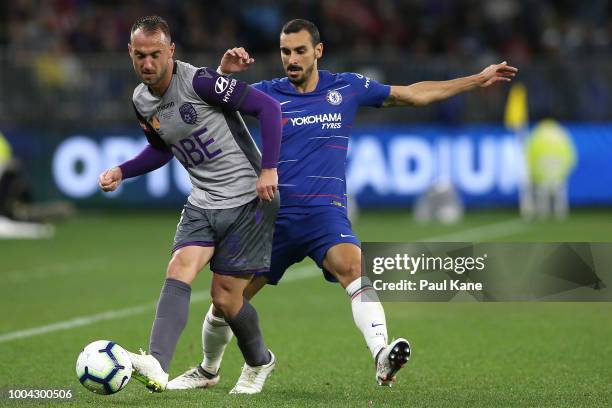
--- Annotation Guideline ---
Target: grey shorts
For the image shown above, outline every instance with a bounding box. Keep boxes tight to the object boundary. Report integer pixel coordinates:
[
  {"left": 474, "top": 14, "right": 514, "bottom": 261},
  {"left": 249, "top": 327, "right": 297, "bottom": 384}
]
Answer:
[{"left": 173, "top": 196, "right": 279, "bottom": 275}]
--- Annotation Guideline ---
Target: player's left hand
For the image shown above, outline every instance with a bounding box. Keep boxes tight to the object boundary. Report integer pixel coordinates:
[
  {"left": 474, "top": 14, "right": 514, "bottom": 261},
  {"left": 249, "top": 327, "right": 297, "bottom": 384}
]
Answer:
[
  {"left": 477, "top": 61, "right": 518, "bottom": 87},
  {"left": 219, "top": 47, "right": 255, "bottom": 75},
  {"left": 98, "top": 166, "right": 123, "bottom": 192},
  {"left": 257, "top": 168, "right": 278, "bottom": 202}
]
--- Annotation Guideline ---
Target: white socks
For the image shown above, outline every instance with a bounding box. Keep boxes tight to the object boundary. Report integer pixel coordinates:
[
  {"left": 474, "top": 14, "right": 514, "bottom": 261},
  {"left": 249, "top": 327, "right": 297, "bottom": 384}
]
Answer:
[
  {"left": 345, "top": 277, "right": 388, "bottom": 359},
  {"left": 201, "top": 305, "right": 233, "bottom": 374},
  {"left": 200, "top": 277, "right": 389, "bottom": 371}
]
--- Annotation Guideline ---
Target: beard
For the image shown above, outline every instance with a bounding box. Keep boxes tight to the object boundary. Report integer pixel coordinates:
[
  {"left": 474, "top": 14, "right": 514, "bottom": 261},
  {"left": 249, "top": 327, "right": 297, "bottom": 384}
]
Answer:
[
  {"left": 139, "top": 63, "right": 167, "bottom": 86},
  {"left": 286, "top": 63, "right": 314, "bottom": 86},
  {"left": 140, "top": 70, "right": 161, "bottom": 85}
]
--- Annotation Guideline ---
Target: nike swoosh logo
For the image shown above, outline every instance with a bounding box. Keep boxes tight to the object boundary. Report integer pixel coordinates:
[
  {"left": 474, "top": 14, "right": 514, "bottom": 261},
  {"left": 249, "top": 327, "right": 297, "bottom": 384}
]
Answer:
[
  {"left": 340, "top": 234, "right": 355, "bottom": 238},
  {"left": 371, "top": 323, "right": 384, "bottom": 327},
  {"left": 280, "top": 101, "right": 292, "bottom": 105}
]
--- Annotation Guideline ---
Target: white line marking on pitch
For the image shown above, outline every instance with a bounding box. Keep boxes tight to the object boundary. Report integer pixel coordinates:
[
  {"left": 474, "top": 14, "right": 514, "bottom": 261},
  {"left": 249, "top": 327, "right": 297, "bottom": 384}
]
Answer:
[
  {"left": 3, "top": 259, "right": 107, "bottom": 283},
  {"left": 0, "top": 219, "right": 527, "bottom": 343},
  {"left": 0, "top": 265, "right": 319, "bottom": 344},
  {"left": 420, "top": 219, "right": 529, "bottom": 242}
]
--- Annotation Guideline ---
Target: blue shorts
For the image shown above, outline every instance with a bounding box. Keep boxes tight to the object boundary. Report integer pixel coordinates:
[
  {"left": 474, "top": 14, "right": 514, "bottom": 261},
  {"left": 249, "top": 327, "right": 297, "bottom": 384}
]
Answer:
[{"left": 266, "top": 205, "right": 360, "bottom": 285}]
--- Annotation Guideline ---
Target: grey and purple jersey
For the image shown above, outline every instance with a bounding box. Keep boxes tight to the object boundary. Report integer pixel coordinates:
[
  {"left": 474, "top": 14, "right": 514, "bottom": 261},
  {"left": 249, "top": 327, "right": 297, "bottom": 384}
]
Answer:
[{"left": 132, "top": 60, "right": 279, "bottom": 209}]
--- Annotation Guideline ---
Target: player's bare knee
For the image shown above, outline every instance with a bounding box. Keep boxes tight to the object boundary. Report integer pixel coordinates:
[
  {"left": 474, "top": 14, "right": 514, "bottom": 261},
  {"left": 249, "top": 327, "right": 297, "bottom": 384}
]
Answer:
[
  {"left": 210, "top": 295, "right": 229, "bottom": 317},
  {"left": 211, "top": 304, "right": 224, "bottom": 318},
  {"left": 166, "top": 253, "right": 198, "bottom": 283},
  {"left": 334, "top": 261, "right": 361, "bottom": 286},
  {"left": 211, "top": 290, "right": 240, "bottom": 318}
]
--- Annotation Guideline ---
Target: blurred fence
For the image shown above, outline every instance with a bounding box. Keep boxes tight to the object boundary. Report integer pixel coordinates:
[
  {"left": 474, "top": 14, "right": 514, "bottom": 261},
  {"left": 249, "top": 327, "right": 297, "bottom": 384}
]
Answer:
[{"left": 3, "top": 52, "right": 612, "bottom": 127}]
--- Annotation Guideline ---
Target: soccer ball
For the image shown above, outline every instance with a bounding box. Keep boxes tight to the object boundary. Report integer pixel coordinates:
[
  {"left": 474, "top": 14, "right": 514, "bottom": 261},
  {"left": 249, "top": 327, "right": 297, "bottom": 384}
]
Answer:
[{"left": 76, "top": 340, "right": 132, "bottom": 395}]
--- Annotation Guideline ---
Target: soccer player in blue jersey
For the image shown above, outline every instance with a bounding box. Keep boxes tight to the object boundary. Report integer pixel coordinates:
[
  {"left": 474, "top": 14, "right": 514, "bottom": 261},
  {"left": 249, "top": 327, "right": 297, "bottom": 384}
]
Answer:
[{"left": 168, "top": 19, "right": 518, "bottom": 389}]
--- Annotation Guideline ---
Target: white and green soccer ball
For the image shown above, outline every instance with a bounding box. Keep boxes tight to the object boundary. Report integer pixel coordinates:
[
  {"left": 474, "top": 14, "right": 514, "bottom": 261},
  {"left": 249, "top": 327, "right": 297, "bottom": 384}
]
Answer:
[{"left": 76, "top": 340, "right": 132, "bottom": 395}]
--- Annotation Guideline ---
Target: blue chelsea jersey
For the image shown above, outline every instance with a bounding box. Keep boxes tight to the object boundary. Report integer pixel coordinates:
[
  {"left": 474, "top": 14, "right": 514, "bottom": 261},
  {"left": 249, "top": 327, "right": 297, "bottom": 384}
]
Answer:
[{"left": 253, "top": 70, "right": 390, "bottom": 211}]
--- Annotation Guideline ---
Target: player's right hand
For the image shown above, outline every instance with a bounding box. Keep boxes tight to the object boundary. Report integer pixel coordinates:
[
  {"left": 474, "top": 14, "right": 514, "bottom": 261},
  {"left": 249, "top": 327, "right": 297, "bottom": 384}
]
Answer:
[
  {"left": 98, "top": 167, "right": 123, "bottom": 192},
  {"left": 219, "top": 47, "right": 255, "bottom": 75},
  {"left": 477, "top": 61, "right": 518, "bottom": 87},
  {"left": 256, "top": 168, "right": 278, "bottom": 202}
]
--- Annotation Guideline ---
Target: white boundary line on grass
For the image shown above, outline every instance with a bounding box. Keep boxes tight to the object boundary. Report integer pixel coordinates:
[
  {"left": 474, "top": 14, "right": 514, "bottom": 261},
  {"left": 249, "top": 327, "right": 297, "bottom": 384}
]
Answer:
[
  {"left": 0, "top": 218, "right": 527, "bottom": 344},
  {"left": 4, "top": 258, "right": 107, "bottom": 283},
  {"left": 0, "top": 265, "right": 319, "bottom": 344},
  {"left": 422, "top": 219, "right": 528, "bottom": 242}
]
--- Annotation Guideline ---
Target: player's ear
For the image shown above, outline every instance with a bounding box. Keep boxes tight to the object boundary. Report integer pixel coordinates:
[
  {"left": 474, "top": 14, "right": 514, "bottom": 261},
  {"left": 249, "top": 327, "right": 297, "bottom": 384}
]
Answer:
[
  {"left": 169, "top": 42, "right": 176, "bottom": 58},
  {"left": 315, "top": 42, "right": 323, "bottom": 59},
  {"left": 127, "top": 42, "right": 132, "bottom": 56}
]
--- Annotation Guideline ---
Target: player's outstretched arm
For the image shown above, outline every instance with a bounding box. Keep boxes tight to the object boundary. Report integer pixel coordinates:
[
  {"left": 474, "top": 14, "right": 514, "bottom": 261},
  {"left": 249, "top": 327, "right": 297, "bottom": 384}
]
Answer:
[
  {"left": 98, "top": 144, "right": 173, "bottom": 193},
  {"left": 218, "top": 47, "right": 255, "bottom": 75},
  {"left": 383, "top": 61, "right": 518, "bottom": 107}
]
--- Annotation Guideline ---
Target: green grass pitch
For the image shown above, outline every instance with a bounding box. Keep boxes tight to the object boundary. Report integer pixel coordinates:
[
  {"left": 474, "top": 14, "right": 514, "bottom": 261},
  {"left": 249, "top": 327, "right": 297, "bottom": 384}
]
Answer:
[{"left": 1, "top": 209, "right": 611, "bottom": 407}]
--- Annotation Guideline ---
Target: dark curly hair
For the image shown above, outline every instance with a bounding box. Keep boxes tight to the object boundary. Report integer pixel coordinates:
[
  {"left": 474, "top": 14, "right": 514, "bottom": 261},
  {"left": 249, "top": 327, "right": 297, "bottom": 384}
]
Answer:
[{"left": 281, "top": 19, "right": 320, "bottom": 45}]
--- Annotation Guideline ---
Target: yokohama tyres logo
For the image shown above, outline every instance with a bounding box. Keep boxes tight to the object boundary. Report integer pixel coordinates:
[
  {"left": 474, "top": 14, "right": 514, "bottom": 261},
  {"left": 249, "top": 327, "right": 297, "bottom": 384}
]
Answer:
[{"left": 289, "top": 113, "right": 342, "bottom": 126}]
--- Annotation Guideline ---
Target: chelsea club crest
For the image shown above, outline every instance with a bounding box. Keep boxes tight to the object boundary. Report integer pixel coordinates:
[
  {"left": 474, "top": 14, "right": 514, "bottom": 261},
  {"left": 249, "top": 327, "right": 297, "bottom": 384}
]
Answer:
[{"left": 326, "top": 90, "right": 343, "bottom": 106}]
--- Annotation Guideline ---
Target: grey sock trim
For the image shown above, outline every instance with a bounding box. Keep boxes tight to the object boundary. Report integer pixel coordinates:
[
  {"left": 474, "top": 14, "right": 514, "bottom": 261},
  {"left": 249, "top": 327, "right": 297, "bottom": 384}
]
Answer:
[{"left": 163, "top": 278, "right": 192, "bottom": 295}]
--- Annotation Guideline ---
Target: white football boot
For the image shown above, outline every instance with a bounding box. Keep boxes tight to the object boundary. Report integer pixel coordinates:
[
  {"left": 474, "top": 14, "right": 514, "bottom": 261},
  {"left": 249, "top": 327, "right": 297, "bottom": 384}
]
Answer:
[
  {"left": 229, "top": 350, "right": 276, "bottom": 394},
  {"left": 376, "top": 338, "right": 411, "bottom": 386},
  {"left": 128, "top": 349, "right": 168, "bottom": 392},
  {"left": 166, "top": 365, "right": 220, "bottom": 390}
]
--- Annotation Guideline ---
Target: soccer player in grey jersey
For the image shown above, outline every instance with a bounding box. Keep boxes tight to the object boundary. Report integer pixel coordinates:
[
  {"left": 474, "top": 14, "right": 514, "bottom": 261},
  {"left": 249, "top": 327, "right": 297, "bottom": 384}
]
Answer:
[{"left": 98, "top": 16, "right": 282, "bottom": 394}]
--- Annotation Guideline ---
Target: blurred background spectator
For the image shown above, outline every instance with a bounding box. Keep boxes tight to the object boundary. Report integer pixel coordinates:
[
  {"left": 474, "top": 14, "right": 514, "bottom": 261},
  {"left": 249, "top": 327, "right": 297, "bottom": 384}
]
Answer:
[
  {"left": 2, "top": 0, "right": 612, "bottom": 126},
  {"left": 4, "top": 0, "right": 612, "bottom": 58},
  {"left": 1, "top": 0, "right": 611, "bottom": 215}
]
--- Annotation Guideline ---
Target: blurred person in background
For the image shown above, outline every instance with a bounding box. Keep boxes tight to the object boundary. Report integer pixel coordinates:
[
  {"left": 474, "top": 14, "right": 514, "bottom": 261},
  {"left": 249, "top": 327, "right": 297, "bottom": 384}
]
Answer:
[
  {"left": 0, "top": 131, "right": 28, "bottom": 221},
  {"left": 4, "top": 1, "right": 610, "bottom": 125},
  {"left": 0, "top": 131, "right": 62, "bottom": 238},
  {"left": 526, "top": 119, "right": 577, "bottom": 219},
  {"left": 0, "top": 131, "right": 73, "bottom": 223},
  {"left": 169, "top": 19, "right": 517, "bottom": 390},
  {"left": 98, "top": 15, "right": 282, "bottom": 394}
]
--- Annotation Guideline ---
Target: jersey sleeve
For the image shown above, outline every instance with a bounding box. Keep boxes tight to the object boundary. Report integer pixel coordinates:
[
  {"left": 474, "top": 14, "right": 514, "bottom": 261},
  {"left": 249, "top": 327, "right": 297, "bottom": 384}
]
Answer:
[
  {"left": 342, "top": 72, "right": 390, "bottom": 107},
  {"left": 119, "top": 144, "right": 173, "bottom": 179},
  {"left": 132, "top": 103, "right": 170, "bottom": 152},
  {"left": 192, "top": 67, "right": 251, "bottom": 111},
  {"left": 237, "top": 86, "right": 281, "bottom": 169},
  {"left": 250, "top": 81, "right": 266, "bottom": 92}
]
